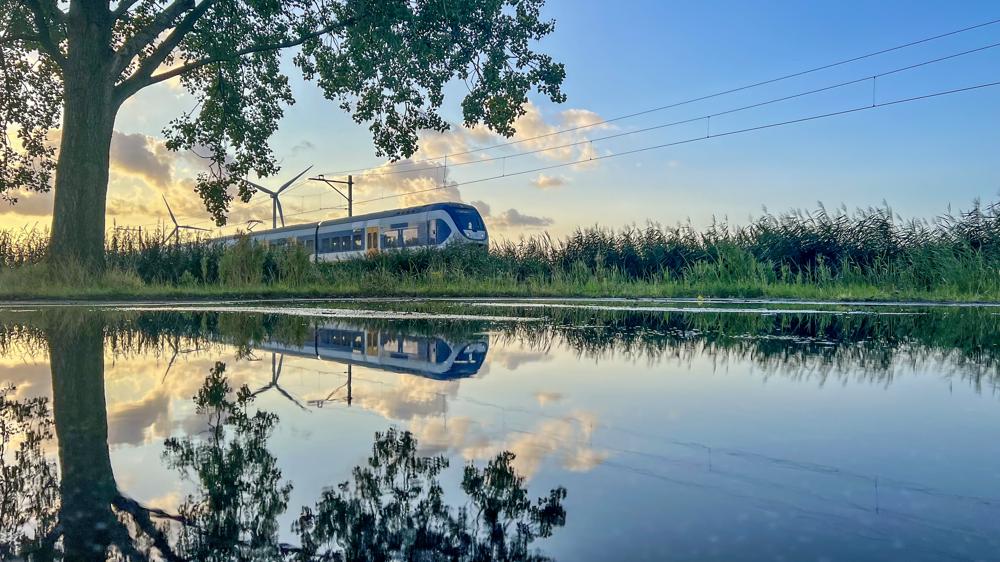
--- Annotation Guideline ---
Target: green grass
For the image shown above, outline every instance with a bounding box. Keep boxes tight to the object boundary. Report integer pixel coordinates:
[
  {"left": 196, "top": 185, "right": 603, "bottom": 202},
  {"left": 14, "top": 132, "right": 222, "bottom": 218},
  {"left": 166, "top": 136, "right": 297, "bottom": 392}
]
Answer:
[
  {"left": 1, "top": 259, "right": 998, "bottom": 303},
  {"left": 6, "top": 199, "right": 1000, "bottom": 303}
]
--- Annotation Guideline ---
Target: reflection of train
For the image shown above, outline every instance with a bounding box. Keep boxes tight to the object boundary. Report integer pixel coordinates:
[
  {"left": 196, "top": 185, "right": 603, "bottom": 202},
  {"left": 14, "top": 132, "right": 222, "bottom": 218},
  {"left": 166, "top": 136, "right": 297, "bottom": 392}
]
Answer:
[
  {"left": 224, "top": 202, "right": 488, "bottom": 262},
  {"left": 258, "top": 321, "right": 489, "bottom": 380}
]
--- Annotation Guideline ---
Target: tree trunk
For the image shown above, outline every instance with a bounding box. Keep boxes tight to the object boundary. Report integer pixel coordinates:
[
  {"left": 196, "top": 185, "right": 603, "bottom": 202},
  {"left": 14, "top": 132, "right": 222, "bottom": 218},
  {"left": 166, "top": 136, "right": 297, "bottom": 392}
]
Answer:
[{"left": 49, "top": 7, "right": 116, "bottom": 269}]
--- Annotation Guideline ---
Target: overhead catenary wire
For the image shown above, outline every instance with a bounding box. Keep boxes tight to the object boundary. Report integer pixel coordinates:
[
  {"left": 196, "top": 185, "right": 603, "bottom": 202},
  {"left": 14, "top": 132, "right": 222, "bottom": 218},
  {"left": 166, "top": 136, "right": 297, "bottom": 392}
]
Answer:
[
  {"left": 350, "top": 79, "right": 1000, "bottom": 206},
  {"left": 312, "top": 16, "right": 1000, "bottom": 178},
  {"left": 314, "top": 39, "right": 1000, "bottom": 184}
]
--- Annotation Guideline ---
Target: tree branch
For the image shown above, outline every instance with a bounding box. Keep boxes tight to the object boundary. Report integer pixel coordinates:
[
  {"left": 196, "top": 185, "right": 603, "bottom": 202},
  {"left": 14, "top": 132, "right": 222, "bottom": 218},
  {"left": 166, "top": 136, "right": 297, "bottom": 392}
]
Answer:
[
  {"left": 112, "top": 494, "right": 186, "bottom": 562},
  {"left": 113, "top": 0, "right": 220, "bottom": 103},
  {"left": 0, "top": 33, "right": 41, "bottom": 46},
  {"left": 134, "top": 18, "right": 356, "bottom": 92},
  {"left": 113, "top": 0, "right": 195, "bottom": 76},
  {"left": 22, "top": 0, "right": 65, "bottom": 67},
  {"left": 112, "top": 0, "right": 147, "bottom": 20}
]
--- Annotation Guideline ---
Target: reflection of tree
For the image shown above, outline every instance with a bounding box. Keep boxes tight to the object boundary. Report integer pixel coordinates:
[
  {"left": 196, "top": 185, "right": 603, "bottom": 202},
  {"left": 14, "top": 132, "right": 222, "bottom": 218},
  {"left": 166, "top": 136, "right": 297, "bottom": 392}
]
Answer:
[
  {"left": 46, "top": 313, "right": 182, "bottom": 561},
  {"left": 294, "top": 428, "right": 567, "bottom": 562},
  {"left": 0, "top": 312, "right": 569, "bottom": 561},
  {"left": 163, "top": 361, "right": 292, "bottom": 561},
  {"left": 0, "top": 386, "right": 59, "bottom": 559}
]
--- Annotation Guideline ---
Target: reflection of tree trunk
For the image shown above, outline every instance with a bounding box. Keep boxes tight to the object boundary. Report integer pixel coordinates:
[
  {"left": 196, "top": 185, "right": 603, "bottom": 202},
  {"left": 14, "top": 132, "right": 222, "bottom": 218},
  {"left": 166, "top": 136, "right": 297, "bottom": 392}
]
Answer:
[{"left": 48, "top": 319, "right": 118, "bottom": 561}]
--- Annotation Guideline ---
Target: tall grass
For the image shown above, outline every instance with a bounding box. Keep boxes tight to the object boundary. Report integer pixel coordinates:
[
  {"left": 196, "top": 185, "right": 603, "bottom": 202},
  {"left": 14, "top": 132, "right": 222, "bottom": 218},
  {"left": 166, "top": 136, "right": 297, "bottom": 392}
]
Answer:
[{"left": 4, "top": 199, "right": 1000, "bottom": 300}]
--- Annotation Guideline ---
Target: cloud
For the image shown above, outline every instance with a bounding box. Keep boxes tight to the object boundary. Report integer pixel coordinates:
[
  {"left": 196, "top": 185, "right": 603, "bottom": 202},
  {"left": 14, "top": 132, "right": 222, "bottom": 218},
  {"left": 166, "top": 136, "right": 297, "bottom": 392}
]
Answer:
[
  {"left": 1, "top": 190, "right": 53, "bottom": 217},
  {"left": 291, "top": 140, "right": 316, "bottom": 155},
  {"left": 468, "top": 200, "right": 553, "bottom": 231},
  {"left": 490, "top": 209, "right": 554, "bottom": 229},
  {"left": 358, "top": 161, "right": 462, "bottom": 208},
  {"left": 110, "top": 132, "right": 174, "bottom": 188},
  {"left": 469, "top": 200, "right": 491, "bottom": 217},
  {"left": 531, "top": 174, "right": 567, "bottom": 189}
]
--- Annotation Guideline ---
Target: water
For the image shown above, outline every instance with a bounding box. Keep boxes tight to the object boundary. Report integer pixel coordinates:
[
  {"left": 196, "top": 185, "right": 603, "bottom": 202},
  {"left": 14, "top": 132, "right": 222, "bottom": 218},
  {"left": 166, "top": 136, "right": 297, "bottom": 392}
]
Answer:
[{"left": 1, "top": 300, "right": 998, "bottom": 561}]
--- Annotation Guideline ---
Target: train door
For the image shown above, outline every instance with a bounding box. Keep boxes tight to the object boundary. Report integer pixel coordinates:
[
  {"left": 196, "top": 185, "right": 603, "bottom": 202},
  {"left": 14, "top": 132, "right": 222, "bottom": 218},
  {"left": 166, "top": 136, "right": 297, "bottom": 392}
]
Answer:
[{"left": 366, "top": 227, "right": 379, "bottom": 252}]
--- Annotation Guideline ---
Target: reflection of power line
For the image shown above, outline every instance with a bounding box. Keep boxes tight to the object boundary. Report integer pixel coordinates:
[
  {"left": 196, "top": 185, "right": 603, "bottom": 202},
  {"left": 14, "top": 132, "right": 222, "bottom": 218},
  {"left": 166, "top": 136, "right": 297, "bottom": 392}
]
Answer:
[
  {"left": 308, "top": 364, "right": 353, "bottom": 408},
  {"left": 252, "top": 354, "right": 1000, "bottom": 513},
  {"left": 505, "top": 430, "right": 995, "bottom": 550}
]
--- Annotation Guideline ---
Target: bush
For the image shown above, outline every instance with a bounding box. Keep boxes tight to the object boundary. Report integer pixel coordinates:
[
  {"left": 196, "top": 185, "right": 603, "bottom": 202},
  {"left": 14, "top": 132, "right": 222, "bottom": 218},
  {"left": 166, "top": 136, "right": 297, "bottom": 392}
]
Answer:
[{"left": 219, "top": 237, "right": 266, "bottom": 286}]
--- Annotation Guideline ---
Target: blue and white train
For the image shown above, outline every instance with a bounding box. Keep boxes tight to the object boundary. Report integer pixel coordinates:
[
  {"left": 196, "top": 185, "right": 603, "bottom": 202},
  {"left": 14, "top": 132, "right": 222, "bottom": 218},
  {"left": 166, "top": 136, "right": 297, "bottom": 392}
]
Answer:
[{"left": 227, "top": 202, "right": 488, "bottom": 262}]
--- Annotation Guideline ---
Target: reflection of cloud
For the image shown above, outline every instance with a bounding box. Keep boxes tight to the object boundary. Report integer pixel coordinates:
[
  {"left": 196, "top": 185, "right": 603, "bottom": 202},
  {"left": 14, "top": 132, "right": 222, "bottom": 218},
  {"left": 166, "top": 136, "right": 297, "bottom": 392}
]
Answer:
[
  {"left": 504, "top": 412, "right": 607, "bottom": 477},
  {"left": 107, "top": 388, "right": 172, "bottom": 446},
  {"left": 410, "top": 411, "right": 608, "bottom": 478},
  {"left": 352, "top": 376, "right": 460, "bottom": 420},
  {"left": 489, "top": 349, "right": 553, "bottom": 371},
  {"left": 0, "top": 361, "right": 53, "bottom": 399},
  {"left": 534, "top": 392, "right": 564, "bottom": 407}
]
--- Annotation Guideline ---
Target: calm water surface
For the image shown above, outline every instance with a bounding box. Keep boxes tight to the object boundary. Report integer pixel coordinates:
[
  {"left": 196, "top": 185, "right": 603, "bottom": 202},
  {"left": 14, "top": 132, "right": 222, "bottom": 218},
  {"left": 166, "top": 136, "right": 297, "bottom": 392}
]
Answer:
[{"left": 0, "top": 300, "right": 998, "bottom": 561}]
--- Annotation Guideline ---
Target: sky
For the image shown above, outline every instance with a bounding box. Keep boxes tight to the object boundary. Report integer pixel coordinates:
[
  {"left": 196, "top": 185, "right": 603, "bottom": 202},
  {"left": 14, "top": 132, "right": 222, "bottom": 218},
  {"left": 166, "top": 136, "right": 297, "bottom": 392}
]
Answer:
[{"left": 3, "top": 0, "right": 999, "bottom": 239}]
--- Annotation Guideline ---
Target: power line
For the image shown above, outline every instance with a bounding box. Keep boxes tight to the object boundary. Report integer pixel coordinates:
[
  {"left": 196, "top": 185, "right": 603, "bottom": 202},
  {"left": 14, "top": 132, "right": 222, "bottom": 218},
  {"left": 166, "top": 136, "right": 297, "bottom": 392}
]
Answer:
[
  {"left": 328, "top": 40, "right": 1000, "bottom": 183},
  {"left": 314, "top": 16, "right": 1000, "bottom": 178},
  {"left": 352, "top": 78, "right": 1000, "bottom": 206}
]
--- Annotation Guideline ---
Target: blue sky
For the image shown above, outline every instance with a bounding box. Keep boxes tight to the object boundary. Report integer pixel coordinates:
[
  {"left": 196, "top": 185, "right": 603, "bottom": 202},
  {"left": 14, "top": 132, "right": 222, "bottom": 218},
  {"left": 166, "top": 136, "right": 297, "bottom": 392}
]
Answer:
[{"left": 7, "top": 0, "right": 998, "bottom": 237}]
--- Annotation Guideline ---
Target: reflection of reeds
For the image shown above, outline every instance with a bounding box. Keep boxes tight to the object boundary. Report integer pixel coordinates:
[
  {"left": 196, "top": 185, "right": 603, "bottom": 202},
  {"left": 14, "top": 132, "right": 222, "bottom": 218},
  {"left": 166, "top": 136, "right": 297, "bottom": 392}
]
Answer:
[{"left": 2, "top": 307, "right": 998, "bottom": 394}]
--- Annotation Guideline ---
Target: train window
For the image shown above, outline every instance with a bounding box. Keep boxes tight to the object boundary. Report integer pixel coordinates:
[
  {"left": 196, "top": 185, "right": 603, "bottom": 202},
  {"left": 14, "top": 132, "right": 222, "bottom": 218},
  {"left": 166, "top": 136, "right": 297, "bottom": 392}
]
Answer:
[
  {"left": 353, "top": 232, "right": 363, "bottom": 250},
  {"left": 450, "top": 208, "right": 485, "bottom": 231},
  {"left": 382, "top": 227, "right": 402, "bottom": 249},
  {"left": 403, "top": 227, "right": 420, "bottom": 247}
]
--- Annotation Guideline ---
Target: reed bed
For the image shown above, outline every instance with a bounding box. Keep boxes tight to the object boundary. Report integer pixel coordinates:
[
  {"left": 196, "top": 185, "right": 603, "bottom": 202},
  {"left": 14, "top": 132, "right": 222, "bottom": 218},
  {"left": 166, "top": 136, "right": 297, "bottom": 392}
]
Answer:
[{"left": 3, "top": 200, "right": 1000, "bottom": 300}]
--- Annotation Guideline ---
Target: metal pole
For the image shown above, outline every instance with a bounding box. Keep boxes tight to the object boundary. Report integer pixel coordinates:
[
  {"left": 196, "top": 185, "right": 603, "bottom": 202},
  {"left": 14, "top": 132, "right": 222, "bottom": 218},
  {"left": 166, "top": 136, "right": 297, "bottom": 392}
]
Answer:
[{"left": 347, "top": 175, "right": 353, "bottom": 217}]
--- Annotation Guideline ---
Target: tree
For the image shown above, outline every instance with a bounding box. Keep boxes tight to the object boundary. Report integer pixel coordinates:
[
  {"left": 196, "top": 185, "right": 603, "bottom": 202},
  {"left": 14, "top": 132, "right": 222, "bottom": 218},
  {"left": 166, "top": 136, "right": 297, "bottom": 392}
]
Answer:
[{"left": 0, "top": 0, "right": 567, "bottom": 267}]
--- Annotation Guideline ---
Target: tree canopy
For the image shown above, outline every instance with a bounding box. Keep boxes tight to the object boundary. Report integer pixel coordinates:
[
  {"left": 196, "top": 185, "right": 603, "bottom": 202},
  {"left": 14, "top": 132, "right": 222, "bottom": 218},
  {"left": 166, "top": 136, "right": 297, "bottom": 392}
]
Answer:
[{"left": 1, "top": 0, "right": 566, "bottom": 231}]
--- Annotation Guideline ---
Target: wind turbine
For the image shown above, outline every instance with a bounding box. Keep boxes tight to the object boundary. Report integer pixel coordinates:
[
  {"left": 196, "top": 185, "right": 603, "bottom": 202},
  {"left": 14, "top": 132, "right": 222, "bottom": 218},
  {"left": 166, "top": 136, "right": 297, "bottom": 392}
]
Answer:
[
  {"left": 242, "top": 165, "right": 313, "bottom": 228},
  {"left": 162, "top": 196, "right": 210, "bottom": 243},
  {"left": 250, "top": 353, "right": 307, "bottom": 410}
]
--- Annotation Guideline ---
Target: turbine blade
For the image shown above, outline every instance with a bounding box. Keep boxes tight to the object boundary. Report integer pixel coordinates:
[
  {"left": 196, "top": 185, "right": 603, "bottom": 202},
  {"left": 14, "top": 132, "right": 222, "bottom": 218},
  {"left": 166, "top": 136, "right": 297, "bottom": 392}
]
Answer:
[
  {"left": 276, "top": 198, "right": 285, "bottom": 227},
  {"left": 242, "top": 178, "right": 273, "bottom": 194},
  {"left": 162, "top": 196, "right": 178, "bottom": 226},
  {"left": 277, "top": 165, "right": 314, "bottom": 194}
]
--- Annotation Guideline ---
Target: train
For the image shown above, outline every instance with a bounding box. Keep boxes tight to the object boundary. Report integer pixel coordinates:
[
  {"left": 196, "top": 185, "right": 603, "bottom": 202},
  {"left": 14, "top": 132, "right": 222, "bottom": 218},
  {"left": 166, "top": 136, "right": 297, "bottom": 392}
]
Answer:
[{"left": 224, "top": 201, "right": 488, "bottom": 262}]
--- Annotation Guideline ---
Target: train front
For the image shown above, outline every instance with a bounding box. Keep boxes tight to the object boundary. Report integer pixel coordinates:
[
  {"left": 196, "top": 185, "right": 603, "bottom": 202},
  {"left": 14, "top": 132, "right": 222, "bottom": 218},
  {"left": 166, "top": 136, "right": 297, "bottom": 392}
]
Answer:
[{"left": 447, "top": 204, "right": 489, "bottom": 246}]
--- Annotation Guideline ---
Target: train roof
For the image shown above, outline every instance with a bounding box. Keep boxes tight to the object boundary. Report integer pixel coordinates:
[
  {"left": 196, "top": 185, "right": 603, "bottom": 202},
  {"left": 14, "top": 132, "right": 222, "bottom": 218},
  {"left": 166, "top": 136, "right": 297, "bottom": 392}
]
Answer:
[{"left": 229, "top": 201, "right": 478, "bottom": 238}]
